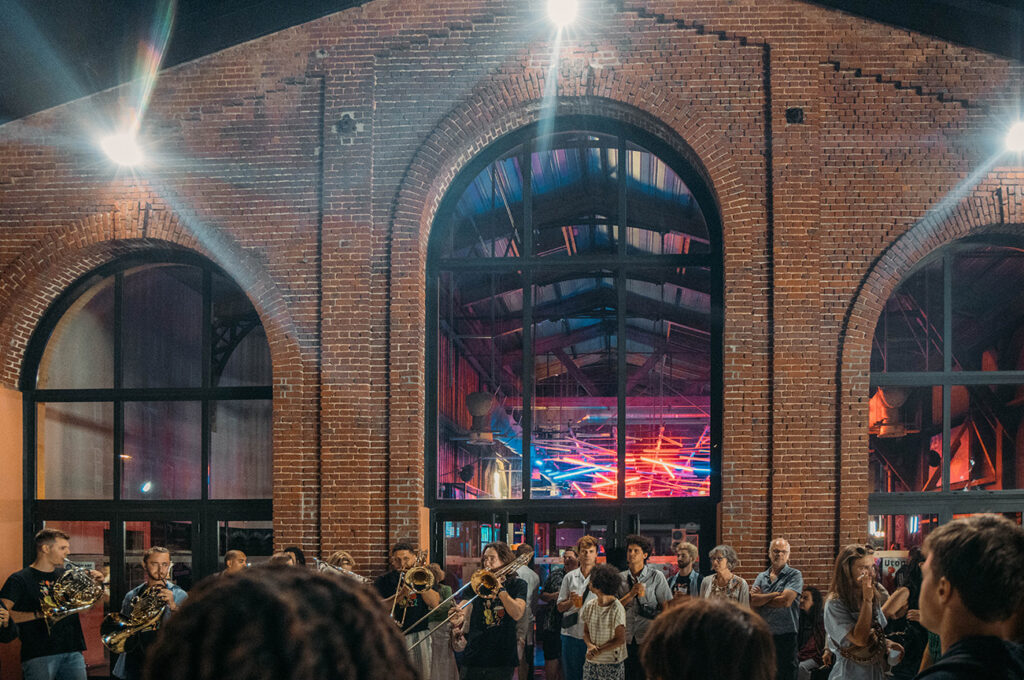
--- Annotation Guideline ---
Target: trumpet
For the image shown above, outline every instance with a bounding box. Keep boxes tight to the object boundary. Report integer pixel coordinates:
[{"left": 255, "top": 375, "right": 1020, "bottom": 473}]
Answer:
[
  {"left": 314, "top": 557, "right": 372, "bottom": 584},
  {"left": 100, "top": 581, "right": 170, "bottom": 654},
  {"left": 407, "top": 548, "right": 533, "bottom": 650},
  {"left": 41, "top": 559, "right": 103, "bottom": 632}
]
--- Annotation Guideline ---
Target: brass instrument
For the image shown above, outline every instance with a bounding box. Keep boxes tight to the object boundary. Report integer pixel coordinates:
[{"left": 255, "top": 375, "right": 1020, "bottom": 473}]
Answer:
[
  {"left": 41, "top": 559, "right": 104, "bottom": 632},
  {"left": 100, "top": 581, "right": 170, "bottom": 654},
  {"left": 407, "top": 548, "right": 533, "bottom": 650},
  {"left": 314, "top": 557, "right": 372, "bottom": 584},
  {"left": 390, "top": 550, "right": 433, "bottom": 621}
]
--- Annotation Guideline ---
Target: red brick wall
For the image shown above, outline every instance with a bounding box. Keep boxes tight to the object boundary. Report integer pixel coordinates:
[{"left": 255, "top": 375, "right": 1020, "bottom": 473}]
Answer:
[{"left": 0, "top": 0, "right": 1022, "bottom": 587}]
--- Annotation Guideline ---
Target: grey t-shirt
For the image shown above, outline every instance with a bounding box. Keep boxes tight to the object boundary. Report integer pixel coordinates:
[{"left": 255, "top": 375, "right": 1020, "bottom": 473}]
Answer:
[
  {"left": 752, "top": 564, "right": 803, "bottom": 635},
  {"left": 823, "top": 597, "right": 888, "bottom": 680},
  {"left": 619, "top": 565, "right": 671, "bottom": 644}
]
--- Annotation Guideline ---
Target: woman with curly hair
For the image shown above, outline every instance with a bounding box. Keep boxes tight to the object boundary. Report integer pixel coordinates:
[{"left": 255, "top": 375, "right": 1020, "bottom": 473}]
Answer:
[
  {"left": 143, "top": 565, "right": 419, "bottom": 680},
  {"left": 823, "top": 545, "right": 903, "bottom": 680}
]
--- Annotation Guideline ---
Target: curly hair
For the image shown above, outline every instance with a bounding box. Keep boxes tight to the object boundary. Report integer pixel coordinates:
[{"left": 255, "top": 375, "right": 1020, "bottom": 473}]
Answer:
[
  {"left": 641, "top": 597, "right": 774, "bottom": 680},
  {"left": 708, "top": 544, "right": 739, "bottom": 571},
  {"left": 144, "top": 565, "right": 419, "bottom": 680},
  {"left": 587, "top": 563, "right": 623, "bottom": 597},
  {"left": 625, "top": 534, "right": 654, "bottom": 560}
]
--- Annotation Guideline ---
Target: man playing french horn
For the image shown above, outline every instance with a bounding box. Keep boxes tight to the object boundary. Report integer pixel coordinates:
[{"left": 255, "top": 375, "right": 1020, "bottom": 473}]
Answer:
[
  {"left": 0, "top": 528, "right": 104, "bottom": 680},
  {"left": 111, "top": 546, "right": 187, "bottom": 680}
]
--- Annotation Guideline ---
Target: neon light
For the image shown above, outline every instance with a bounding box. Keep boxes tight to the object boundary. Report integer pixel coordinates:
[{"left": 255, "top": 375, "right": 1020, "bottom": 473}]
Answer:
[{"left": 571, "top": 482, "right": 587, "bottom": 497}]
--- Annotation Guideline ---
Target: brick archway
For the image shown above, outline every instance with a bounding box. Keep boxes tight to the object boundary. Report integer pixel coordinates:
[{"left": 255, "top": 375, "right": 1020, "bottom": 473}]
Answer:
[{"left": 836, "top": 172, "right": 1024, "bottom": 547}]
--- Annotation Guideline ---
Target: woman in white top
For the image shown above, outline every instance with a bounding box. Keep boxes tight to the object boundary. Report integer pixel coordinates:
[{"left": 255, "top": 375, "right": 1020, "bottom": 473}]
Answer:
[
  {"left": 699, "top": 544, "right": 750, "bottom": 607},
  {"left": 822, "top": 545, "right": 903, "bottom": 680}
]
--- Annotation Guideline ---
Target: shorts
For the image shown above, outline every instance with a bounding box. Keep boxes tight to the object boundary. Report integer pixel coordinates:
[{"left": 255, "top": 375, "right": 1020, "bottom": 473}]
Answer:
[{"left": 542, "top": 629, "right": 562, "bottom": 660}]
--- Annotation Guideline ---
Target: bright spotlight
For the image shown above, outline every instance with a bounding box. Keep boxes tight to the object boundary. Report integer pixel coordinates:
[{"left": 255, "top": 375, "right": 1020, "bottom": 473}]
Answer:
[
  {"left": 1007, "top": 121, "right": 1024, "bottom": 152},
  {"left": 547, "top": 0, "right": 578, "bottom": 28},
  {"left": 100, "top": 132, "right": 144, "bottom": 166}
]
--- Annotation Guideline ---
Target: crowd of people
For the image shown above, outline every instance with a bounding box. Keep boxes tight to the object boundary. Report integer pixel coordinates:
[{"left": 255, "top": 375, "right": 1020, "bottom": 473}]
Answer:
[{"left": 2, "top": 514, "right": 1024, "bottom": 680}]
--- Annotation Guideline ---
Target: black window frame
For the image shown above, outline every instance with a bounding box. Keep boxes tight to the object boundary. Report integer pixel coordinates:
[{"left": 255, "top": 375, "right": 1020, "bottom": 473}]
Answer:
[
  {"left": 425, "top": 115, "right": 724, "bottom": 550},
  {"left": 868, "top": 234, "right": 1024, "bottom": 523},
  {"left": 20, "top": 249, "right": 272, "bottom": 596}
]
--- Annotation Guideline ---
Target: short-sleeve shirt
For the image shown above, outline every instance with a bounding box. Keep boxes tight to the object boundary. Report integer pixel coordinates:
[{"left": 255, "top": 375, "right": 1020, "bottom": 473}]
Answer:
[
  {"left": 0, "top": 567, "right": 87, "bottom": 662},
  {"left": 515, "top": 565, "right": 540, "bottom": 644},
  {"left": 668, "top": 568, "right": 701, "bottom": 598},
  {"left": 464, "top": 575, "right": 528, "bottom": 668},
  {"left": 823, "top": 597, "right": 888, "bottom": 680},
  {"left": 541, "top": 567, "right": 565, "bottom": 632},
  {"left": 558, "top": 567, "right": 596, "bottom": 640},
  {"left": 752, "top": 564, "right": 803, "bottom": 635},
  {"left": 580, "top": 598, "right": 627, "bottom": 665},
  {"left": 619, "top": 565, "right": 671, "bottom": 643},
  {"left": 699, "top": 573, "right": 750, "bottom": 607}
]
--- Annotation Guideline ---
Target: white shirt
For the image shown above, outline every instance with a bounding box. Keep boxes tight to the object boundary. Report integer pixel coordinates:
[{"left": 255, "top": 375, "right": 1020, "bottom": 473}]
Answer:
[
  {"left": 516, "top": 565, "right": 540, "bottom": 643},
  {"left": 557, "top": 567, "right": 595, "bottom": 639}
]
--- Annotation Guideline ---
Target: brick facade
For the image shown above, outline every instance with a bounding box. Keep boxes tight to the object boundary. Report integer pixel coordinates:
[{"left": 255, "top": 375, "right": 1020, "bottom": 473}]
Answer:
[{"left": 1, "top": 0, "right": 1022, "bottom": 587}]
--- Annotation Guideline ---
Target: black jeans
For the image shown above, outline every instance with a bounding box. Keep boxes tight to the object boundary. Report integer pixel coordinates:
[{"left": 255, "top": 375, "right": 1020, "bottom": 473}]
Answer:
[
  {"left": 774, "top": 632, "right": 799, "bottom": 680},
  {"left": 624, "top": 641, "right": 646, "bottom": 680}
]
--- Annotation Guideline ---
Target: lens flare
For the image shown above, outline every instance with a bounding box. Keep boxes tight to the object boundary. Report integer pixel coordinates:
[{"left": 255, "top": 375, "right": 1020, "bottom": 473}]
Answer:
[
  {"left": 1006, "top": 121, "right": 1024, "bottom": 152},
  {"left": 547, "top": 0, "right": 578, "bottom": 28},
  {"left": 100, "top": 132, "right": 144, "bottom": 166}
]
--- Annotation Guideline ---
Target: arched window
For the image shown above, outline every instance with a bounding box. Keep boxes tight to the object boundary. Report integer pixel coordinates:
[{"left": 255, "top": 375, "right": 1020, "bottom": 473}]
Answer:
[
  {"left": 21, "top": 251, "right": 273, "bottom": 673},
  {"left": 426, "top": 117, "right": 721, "bottom": 567},
  {"left": 868, "top": 236, "right": 1024, "bottom": 548}
]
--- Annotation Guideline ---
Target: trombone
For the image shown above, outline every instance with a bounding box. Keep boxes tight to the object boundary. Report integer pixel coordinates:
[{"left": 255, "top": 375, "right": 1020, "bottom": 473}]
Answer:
[
  {"left": 389, "top": 550, "right": 434, "bottom": 623},
  {"left": 313, "top": 557, "right": 372, "bottom": 584},
  {"left": 407, "top": 548, "right": 533, "bottom": 650}
]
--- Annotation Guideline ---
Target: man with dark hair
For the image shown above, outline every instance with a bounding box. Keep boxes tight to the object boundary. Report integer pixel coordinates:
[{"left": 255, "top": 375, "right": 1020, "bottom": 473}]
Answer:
[
  {"left": 144, "top": 564, "right": 420, "bottom": 680},
  {"left": 540, "top": 547, "right": 577, "bottom": 680},
  {"left": 0, "top": 528, "right": 103, "bottom": 680},
  {"left": 514, "top": 543, "right": 540, "bottom": 680},
  {"left": 620, "top": 534, "right": 671, "bottom": 680},
  {"left": 915, "top": 514, "right": 1024, "bottom": 679},
  {"left": 750, "top": 538, "right": 803, "bottom": 680},
  {"left": 112, "top": 546, "right": 187, "bottom": 680},
  {"left": 461, "top": 541, "right": 527, "bottom": 680},
  {"left": 282, "top": 546, "right": 306, "bottom": 566},
  {"left": 373, "top": 542, "right": 440, "bottom": 679}
]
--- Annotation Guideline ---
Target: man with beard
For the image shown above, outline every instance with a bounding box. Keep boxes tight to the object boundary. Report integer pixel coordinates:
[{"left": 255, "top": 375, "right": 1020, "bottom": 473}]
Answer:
[{"left": 667, "top": 541, "right": 701, "bottom": 601}]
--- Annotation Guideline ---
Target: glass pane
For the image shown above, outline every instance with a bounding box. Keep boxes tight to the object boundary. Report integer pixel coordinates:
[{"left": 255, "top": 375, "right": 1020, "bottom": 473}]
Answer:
[
  {"left": 532, "top": 131, "right": 618, "bottom": 259},
  {"left": 436, "top": 270, "right": 523, "bottom": 500},
  {"left": 122, "top": 401, "right": 201, "bottom": 499},
  {"left": 952, "top": 245, "right": 1024, "bottom": 372},
  {"left": 37, "top": 402, "right": 113, "bottom": 499},
  {"left": 625, "top": 269, "right": 712, "bottom": 498},
  {"left": 871, "top": 257, "right": 942, "bottom": 373},
  {"left": 947, "top": 384, "right": 1024, "bottom": 490},
  {"left": 625, "top": 140, "right": 710, "bottom": 256},
  {"left": 37, "top": 277, "right": 115, "bottom": 389},
  {"left": 42, "top": 520, "right": 111, "bottom": 677},
  {"left": 869, "top": 385, "right": 942, "bottom": 493},
  {"left": 531, "top": 271, "right": 618, "bottom": 498},
  {"left": 211, "top": 272, "right": 271, "bottom": 387},
  {"left": 122, "top": 264, "right": 202, "bottom": 388},
  {"left": 867, "top": 514, "right": 938, "bottom": 553},
  {"left": 219, "top": 520, "right": 273, "bottom": 570},
  {"left": 635, "top": 522, "right": 702, "bottom": 577},
  {"left": 439, "top": 154, "right": 524, "bottom": 259},
  {"left": 210, "top": 400, "right": 272, "bottom": 499},
  {"left": 123, "top": 520, "right": 194, "bottom": 591},
  {"left": 441, "top": 520, "right": 507, "bottom": 589}
]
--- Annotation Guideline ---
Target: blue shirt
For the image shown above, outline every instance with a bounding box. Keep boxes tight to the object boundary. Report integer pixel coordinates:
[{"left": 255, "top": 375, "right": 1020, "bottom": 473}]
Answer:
[
  {"left": 752, "top": 563, "right": 803, "bottom": 635},
  {"left": 112, "top": 581, "right": 188, "bottom": 679}
]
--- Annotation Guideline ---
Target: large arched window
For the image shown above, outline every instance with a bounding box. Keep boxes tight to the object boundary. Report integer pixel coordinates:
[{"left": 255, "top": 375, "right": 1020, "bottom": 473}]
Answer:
[
  {"left": 426, "top": 117, "right": 721, "bottom": 569},
  {"left": 868, "top": 236, "right": 1024, "bottom": 548},
  {"left": 21, "top": 251, "right": 272, "bottom": 675}
]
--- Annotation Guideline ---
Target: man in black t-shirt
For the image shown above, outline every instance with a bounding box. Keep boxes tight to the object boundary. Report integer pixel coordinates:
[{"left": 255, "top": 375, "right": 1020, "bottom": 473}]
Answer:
[
  {"left": 0, "top": 528, "right": 103, "bottom": 680},
  {"left": 373, "top": 542, "right": 441, "bottom": 679},
  {"left": 461, "top": 541, "right": 528, "bottom": 680}
]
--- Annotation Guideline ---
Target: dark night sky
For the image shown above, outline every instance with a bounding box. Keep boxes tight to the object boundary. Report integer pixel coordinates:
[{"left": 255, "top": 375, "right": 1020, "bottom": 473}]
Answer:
[{"left": 0, "top": 0, "right": 1021, "bottom": 124}]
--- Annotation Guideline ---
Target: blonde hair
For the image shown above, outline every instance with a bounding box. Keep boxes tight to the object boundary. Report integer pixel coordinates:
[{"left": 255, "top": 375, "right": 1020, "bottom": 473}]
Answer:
[{"left": 326, "top": 550, "right": 355, "bottom": 569}]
